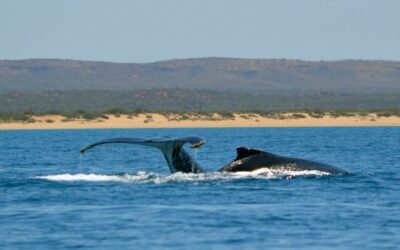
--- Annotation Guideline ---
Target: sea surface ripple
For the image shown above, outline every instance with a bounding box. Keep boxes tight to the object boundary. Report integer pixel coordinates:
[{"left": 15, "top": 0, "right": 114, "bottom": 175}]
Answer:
[{"left": 1, "top": 127, "right": 399, "bottom": 249}]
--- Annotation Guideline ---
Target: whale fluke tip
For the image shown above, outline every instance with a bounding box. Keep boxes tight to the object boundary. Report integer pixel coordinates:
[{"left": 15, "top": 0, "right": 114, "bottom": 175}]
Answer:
[{"left": 190, "top": 139, "right": 206, "bottom": 149}]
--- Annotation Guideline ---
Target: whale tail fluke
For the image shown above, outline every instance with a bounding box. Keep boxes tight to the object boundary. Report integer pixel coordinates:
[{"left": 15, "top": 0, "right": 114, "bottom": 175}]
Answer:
[{"left": 80, "top": 136, "right": 205, "bottom": 173}]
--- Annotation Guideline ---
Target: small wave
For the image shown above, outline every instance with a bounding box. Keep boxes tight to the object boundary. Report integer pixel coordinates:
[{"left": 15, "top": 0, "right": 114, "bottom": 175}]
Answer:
[
  {"left": 34, "top": 172, "right": 154, "bottom": 183},
  {"left": 34, "top": 168, "right": 330, "bottom": 184}
]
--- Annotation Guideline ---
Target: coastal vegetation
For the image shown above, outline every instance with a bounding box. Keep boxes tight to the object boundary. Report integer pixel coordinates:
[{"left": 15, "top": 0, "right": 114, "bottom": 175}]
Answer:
[
  {"left": 1, "top": 109, "right": 400, "bottom": 123},
  {"left": 1, "top": 58, "right": 399, "bottom": 123},
  {"left": 1, "top": 89, "right": 400, "bottom": 114}
]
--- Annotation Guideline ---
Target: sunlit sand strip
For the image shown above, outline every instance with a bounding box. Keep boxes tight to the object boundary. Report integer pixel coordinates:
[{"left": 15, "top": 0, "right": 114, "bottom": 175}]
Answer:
[{"left": 1, "top": 113, "right": 400, "bottom": 130}]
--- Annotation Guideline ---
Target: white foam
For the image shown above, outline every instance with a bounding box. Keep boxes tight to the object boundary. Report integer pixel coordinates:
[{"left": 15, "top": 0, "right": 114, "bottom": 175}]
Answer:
[
  {"left": 34, "top": 168, "right": 330, "bottom": 184},
  {"left": 34, "top": 173, "right": 122, "bottom": 182},
  {"left": 234, "top": 168, "right": 330, "bottom": 178}
]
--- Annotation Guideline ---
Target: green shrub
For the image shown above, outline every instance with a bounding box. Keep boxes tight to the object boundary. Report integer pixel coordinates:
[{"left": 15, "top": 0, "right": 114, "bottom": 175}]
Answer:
[
  {"left": 219, "top": 112, "right": 235, "bottom": 119},
  {"left": 290, "top": 113, "right": 306, "bottom": 119},
  {"left": 107, "top": 107, "right": 127, "bottom": 115},
  {"left": 377, "top": 112, "right": 393, "bottom": 117},
  {"left": 82, "top": 113, "right": 97, "bottom": 120}
]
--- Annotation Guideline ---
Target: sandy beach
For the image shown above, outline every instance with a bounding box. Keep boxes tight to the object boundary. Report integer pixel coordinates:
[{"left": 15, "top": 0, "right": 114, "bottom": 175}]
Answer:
[{"left": 1, "top": 113, "right": 399, "bottom": 130}]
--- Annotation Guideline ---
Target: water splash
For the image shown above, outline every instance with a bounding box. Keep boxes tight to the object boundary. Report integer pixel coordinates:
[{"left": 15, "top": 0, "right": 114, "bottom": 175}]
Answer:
[
  {"left": 191, "top": 148, "right": 198, "bottom": 173},
  {"left": 34, "top": 168, "right": 330, "bottom": 184},
  {"left": 79, "top": 153, "right": 85, "bottom": 168},
  {"left": 194, "top": 148, "right": 198, "bottom": 162}
]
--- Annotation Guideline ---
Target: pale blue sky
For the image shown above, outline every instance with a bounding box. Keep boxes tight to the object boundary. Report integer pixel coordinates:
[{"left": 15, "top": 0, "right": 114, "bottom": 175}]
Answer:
[{"left": 0, "top": 0, "right": 399, "bottom": 62}]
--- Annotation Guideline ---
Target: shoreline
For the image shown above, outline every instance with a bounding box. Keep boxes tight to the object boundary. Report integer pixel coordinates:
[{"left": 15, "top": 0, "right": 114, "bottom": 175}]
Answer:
[{"left": 1, "top": 113, "right": 400, "bottom": 130}]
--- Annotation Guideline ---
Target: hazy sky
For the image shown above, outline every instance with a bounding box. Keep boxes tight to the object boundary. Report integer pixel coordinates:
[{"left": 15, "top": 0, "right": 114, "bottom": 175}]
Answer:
[{"left": 0, "top": 0, "right": 399, "bottom": 62}]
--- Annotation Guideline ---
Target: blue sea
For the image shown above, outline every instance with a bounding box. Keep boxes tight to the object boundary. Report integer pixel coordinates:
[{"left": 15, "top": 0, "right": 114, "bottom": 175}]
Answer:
[{"left": 1, "top": 127, "right": 399, "bottom": 249}]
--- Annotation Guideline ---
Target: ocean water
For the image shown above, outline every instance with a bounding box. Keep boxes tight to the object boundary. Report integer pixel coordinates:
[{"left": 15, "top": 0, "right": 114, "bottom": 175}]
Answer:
[{"left": 0, "top": 127, "right": 399, "bottom": 249}]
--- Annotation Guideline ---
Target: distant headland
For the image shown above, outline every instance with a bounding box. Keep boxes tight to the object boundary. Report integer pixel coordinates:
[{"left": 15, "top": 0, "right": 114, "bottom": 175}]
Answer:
[{"left": 1, "top": 58, "right": 399, "bottom": 128}]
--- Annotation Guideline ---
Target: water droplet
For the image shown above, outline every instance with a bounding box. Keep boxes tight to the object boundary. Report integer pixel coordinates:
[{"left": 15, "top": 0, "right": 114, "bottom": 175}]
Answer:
[{"left": 79, "top": 153, "right": 85, "bottom": 168}]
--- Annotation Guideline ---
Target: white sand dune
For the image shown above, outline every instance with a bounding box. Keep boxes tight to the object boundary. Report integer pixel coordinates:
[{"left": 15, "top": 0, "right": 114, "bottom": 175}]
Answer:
[{"left": 1, "top": 113, "right": 400, "bottom": 130}]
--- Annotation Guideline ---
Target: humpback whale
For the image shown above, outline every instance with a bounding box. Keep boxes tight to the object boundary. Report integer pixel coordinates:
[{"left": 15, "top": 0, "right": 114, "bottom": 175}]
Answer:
[{"left": 80, "top": 136, "right": 348, "bottom": 174}]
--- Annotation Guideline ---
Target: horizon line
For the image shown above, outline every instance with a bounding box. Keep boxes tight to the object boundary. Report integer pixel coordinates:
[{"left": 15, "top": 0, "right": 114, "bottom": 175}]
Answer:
[{"left": 1, "top": 57, "right": 400, "bottom": 64}]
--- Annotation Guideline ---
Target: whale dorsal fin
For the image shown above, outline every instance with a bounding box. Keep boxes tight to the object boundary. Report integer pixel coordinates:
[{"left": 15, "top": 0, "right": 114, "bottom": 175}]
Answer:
[{"left": 235, "top": 147, "right": 263, "bottom": 161}]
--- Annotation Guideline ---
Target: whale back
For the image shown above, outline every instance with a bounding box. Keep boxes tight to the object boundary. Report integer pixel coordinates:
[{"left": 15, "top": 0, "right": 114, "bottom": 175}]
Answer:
[{"left": 218, "top": 147, "right": 348, "bottom": 174}]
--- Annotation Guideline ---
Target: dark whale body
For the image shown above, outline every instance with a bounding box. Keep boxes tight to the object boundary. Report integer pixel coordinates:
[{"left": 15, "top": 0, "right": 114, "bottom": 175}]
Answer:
[
  {"left": 218, "top": 147, "right": 347, "bottom": 174},
  {"left": 80, "top": 137, "right": 205, "bottom": 173},
  {"left": 80, "top": 136, "right": 348, "bottom": 175}
]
